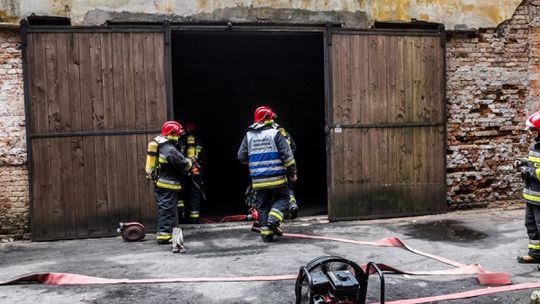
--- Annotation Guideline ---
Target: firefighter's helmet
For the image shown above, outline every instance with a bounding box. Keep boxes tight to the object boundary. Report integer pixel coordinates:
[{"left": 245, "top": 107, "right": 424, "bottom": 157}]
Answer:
[
  {"left": 161, "top": 121, "right": 185, "bottom": 136},
  {"left": 185, "top": 123, "right": 196, "bottom": 133},
  {"left": 254, "top": 106, "right": 277, "bottom": 123},
  {"left": 526, "top": 112, "right": 540, "bottom": 130}
]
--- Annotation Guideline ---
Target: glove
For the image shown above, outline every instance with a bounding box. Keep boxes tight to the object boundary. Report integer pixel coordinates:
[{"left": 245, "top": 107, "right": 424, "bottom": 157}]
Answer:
[
  {"left": 515, "top": 159, "right": 527, "bottom": 168},
  {"left": 190, "top": 158, "right": 200, "bottom": 175},
  {"left": 288, "top": 174, "right": 298, "bottom": 183},
  {"left": 521, "top": 166, "right": 535, "bottom": 180}
]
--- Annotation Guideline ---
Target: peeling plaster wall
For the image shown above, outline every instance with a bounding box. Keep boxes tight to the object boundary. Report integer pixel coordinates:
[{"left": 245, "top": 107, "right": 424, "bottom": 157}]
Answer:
[
  {"left": 0, "top": 0, "right": 525, "bottom": 29},
  {"left": 446, "top": 1, "right": 532, "bottom": 208}
]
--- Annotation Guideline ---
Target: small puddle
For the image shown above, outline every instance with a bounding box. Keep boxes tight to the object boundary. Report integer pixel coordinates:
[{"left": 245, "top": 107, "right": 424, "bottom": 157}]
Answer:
[{"left": 401, "top": 219, "right": 488, "bottom": 242}]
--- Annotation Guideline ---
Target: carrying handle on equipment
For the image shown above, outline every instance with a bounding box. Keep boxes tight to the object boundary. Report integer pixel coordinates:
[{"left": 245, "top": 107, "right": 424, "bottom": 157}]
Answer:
[
  {"left": 366, "top": 262, "right": 385, "bottom": 304},
  {"left": 295, "top": 266, "right": 314, "bottom": 304}
]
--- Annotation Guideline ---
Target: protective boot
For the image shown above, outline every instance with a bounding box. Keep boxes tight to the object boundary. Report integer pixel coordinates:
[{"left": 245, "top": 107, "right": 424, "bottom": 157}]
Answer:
[
  {"left": 268, "top": 208, "right": 284, "bottom": 236},
  {"left": 260, "top": 226, "right": 274, "bottom": 242},
  {"left": 156, "top": 232, "right": 172, "bottom": 244},
  {"left": 517, "top": 255, "right": 540, "bottom": 263},
  {"left": 267, "top": 221, "right": 283, "bottom": 237},
  {"left": 251, "top": 221, "right": 261, "bottom": 233},
  {"left": 518, "top": 240, "right": 540, "bottom": 263},
  {"left": 289, "top": 195, "right": 299, "bottom": 220}
]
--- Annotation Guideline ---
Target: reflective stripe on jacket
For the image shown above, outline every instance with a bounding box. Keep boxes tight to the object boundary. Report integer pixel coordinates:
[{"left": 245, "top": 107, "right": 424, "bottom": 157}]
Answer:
[
  {"left": 247, "top": 128, "right": 288, "bottom": 189},
  {"left": 154, "top": 137, "right": 192, "bottom": 191},
  {"left": 238, "top": 123, "right": 297, "bottom": 190}
]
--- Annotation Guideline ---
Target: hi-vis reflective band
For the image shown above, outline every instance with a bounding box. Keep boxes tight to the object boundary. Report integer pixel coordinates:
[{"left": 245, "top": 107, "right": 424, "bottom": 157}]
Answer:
[
  {"left": 1, "top": 233, "right": 517, "bottom": 303},
  {"left": 249, "top": 159, "right": 282, "bottom": 169},
  {"left": 252, "top": 177, "right": 288, "bottom": 189},
  {"left": 529, "top": 240, "right": 540, "bottom": 251},
  {"left": 156, "top": 178, "right": 182, "bottom": 191},
  {"left": 260, "top": 229, "right": 273, "bottom": 236},
  {"left": 269, "top": 209, "right": 284, "bottom": 222},
  {"left": 250, "top": 166, "right": 286, "bottom": 176},
  {"left": 156, "top": 235, "right": 172, "bottom": 241},
  {"left": 189, "top": 212, "right": 200, "bottom": 219},
  {"left": 284, "top": 159, "right": 295, "bottom": 167},
  {"left": 523, "top": 189, "right": 540, "bottom": 203},
  {"left": 158, "top": 154, "right": 168, "bottom": 164},
  {"left": 528, "top": 154, "right": 540, "bottom": 168}
]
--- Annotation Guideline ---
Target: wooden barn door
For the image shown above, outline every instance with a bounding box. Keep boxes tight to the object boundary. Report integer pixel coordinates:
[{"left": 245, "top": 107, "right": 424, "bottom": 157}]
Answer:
[
  {"left": 23, "top": 28, "right": 168, "bottom": 240},
  {"left": 327, "top": 30, "right": 446, "bottom": 220}
]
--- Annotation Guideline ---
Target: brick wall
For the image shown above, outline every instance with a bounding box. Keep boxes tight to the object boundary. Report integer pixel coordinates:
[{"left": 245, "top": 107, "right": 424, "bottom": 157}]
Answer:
[
  {"left": 446, "top": 1, "right": 532, "bottom": 208},
  {"left": 0, "top": 29, "right": 29, "bottom": 241}
]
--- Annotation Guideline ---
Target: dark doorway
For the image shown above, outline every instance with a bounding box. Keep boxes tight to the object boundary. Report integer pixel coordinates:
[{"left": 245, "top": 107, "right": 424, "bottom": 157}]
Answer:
[{"left": 171, "top": 31, "right": 327, "bottom": 219}]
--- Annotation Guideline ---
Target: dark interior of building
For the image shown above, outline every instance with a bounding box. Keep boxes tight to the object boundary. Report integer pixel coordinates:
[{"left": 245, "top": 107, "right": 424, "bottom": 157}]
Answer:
[{"left": 171, "top": 31, "right": 327, "bottom": 219}]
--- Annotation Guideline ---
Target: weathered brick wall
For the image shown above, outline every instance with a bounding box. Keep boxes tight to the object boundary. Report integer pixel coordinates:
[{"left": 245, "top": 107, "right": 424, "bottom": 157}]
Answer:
[
  {"left": 0, "top": 29, "right": 29, "bottom": 241},
  {"left": 446, "top": 1, "right": 532, "bottom": 208}
]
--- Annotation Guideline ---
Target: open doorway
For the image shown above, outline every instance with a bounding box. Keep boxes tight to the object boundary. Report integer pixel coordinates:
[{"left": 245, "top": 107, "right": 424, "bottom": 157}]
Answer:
[{"left": 171, "top": 30, "right": 327, "bottom": 219}]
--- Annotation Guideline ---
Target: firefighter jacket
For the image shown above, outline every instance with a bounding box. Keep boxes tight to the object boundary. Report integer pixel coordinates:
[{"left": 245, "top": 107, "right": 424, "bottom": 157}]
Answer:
[
  {"left": 237, "top": 123, "right": 296, "bottom": 190},
  {"left": 522, "top": 141, "right": 540, "bottom": 206},
  {"left": 154, "top": 136, "right": 192, "bottom": 191}
]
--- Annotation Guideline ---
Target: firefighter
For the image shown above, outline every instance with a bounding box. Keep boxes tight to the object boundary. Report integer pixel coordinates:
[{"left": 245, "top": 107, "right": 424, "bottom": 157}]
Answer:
[
  {"left": 517, "top": 111, "right": 540, "bottom": 263},
  {"left": 238, "top": 106, "right": 297, "bottom": 242},
  {"left": 147, "top": 121, "right": 193, "bottom": 244},
  {"left": 178, "top": 122, "right": 205, "bottom": 224}
]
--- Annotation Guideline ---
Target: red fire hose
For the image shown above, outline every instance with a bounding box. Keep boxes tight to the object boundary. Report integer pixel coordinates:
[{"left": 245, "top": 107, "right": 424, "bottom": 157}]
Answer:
[{"left": 0, "top": 232, "right": 529, "bottom": 303}]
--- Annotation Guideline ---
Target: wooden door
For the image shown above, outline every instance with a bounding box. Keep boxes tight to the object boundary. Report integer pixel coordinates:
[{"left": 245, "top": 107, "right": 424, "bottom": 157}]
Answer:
[
  {"left": 327, "top": 30, "right": 446, "bottom": 220},
  {"left": 24, "top": 29, "right": 168, "bottom": 240}
]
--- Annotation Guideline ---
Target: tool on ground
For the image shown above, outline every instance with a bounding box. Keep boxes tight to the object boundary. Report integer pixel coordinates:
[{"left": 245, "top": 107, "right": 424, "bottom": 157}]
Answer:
[
  {"left": 117, "top": 222, "right": 145, "bottom": 242},
  {"left": 172, "top": 227, "right": 186, "bottom": 253},
  {"left": 295, "top": 255, "right": 384, "bottom": 304}
]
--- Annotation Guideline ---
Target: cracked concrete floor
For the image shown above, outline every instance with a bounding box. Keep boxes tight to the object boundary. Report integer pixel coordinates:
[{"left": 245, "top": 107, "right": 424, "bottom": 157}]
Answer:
[{"left": 1, "top": 208, "right": 539, "bottom": 303}]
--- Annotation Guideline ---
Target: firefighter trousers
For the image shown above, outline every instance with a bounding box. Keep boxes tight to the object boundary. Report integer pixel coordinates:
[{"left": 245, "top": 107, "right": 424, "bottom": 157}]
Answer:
[
  {"left": 154, "top": 187, "right": 179, "bottom": 233},
  {"left": 256, "top": 185, "right": 290, "bottom": 228},
  {"left": 179, "top": 175, "right": 202, "bottom": 223},
  {"left": 525, "top": 202, "right": 540, "bottom": 258}
]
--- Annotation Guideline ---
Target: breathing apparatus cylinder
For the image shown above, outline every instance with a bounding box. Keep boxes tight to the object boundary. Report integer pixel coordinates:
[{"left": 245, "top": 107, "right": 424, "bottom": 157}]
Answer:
[
  {"left": 186, "top": 135, "right": 196, "bottom": 158},
  {"left": 145, "top": 140, "right": 158, "bottom": 177}
]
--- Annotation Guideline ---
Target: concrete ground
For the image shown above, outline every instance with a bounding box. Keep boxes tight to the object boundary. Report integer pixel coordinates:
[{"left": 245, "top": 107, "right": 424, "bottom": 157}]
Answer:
[{"left": 1, "top": 208, "right": 539, "bottom": 303}]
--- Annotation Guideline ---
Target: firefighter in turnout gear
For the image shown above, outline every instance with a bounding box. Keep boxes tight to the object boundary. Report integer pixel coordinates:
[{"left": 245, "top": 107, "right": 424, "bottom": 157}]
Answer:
[
  {"left": 517, "top": 112, "right": 540, "bottom": 263},
  {"left": 238, "top": 106, "right": 297, "bottom": 242},
  {"left": 178, "top": 122, "right": 205, "bottom": 224},
  {"left": 147, "top": 121, "right": 193, "bottom": 244}
]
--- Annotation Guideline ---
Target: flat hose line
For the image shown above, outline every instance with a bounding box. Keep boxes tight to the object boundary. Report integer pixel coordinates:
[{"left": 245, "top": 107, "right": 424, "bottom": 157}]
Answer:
[{"left": 0, "top": 232, "right": 531, "bottom": 303}]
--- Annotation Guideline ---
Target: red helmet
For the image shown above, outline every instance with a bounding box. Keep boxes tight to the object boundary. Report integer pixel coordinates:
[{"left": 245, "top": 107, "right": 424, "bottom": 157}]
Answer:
[
  {"left": 185, "top": 123, "right": 196, "bottom": 133},
  {"left": 161, "top": 121, "right": 185, "bottom": 136},
  {"left": 254, "top": 106, "right": 277, "bottom": 123},
  {"left": 526, "top": 112, "right": 540, "bottom": 130}
]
